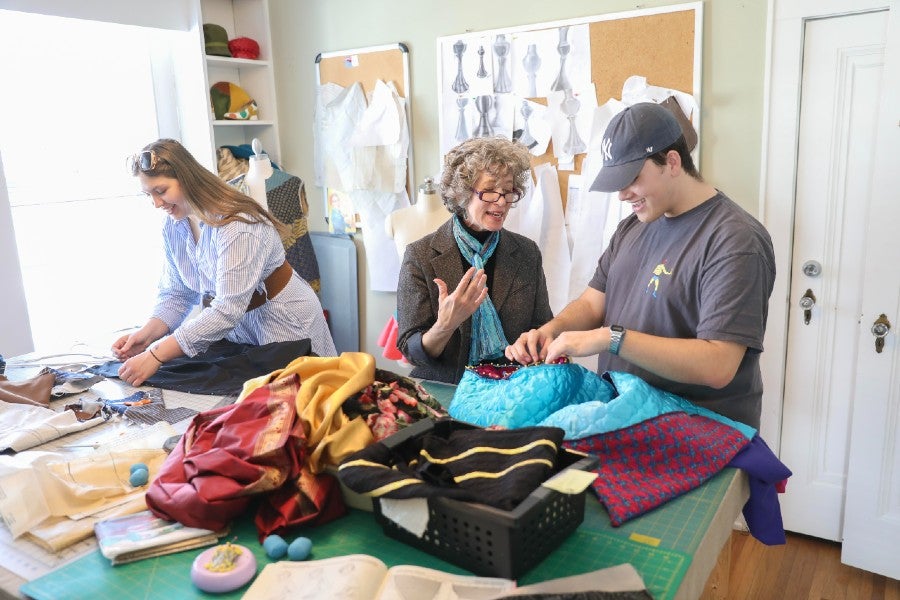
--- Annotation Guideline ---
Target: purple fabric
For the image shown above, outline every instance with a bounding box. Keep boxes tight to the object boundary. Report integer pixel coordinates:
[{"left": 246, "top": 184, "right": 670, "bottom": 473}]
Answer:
[{"left": 727, "top": 435, "right": 792, "bottom": 545}]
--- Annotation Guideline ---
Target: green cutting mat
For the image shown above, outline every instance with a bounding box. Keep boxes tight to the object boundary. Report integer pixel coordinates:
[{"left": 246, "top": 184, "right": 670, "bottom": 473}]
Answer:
[{"left": 21, "top": 470, "right": 735, "bottom": 600}]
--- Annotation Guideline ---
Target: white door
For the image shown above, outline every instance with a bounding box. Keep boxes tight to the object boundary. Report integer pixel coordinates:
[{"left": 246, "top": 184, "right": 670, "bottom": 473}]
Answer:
[
  {"left": 778, "top": 9, "right": 888, "bottom": 542},
  {"left": 763, "top": 1, "right": 900, "bottom": 579}
]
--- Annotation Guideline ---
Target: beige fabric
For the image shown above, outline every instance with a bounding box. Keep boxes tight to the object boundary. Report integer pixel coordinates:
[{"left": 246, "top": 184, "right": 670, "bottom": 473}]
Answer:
[{"left": 0, "top": 448, "right": 167, "bottom": 539}]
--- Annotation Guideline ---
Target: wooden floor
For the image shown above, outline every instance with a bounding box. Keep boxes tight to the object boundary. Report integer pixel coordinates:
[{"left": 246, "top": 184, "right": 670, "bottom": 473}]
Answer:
[{"left": 702, "top": 530, "right": 900, "bottom": 600}]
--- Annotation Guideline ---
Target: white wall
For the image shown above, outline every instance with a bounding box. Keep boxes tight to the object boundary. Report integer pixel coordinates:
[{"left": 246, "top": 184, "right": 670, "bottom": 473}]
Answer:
[{"left": 0, "top": 151, "right": 34, "bottom": 357}]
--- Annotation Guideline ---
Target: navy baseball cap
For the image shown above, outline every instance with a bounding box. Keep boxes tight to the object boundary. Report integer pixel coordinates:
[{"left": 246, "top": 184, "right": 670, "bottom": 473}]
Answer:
[{"left": 590, "top": 102, "right": 683, "bottom": 193}]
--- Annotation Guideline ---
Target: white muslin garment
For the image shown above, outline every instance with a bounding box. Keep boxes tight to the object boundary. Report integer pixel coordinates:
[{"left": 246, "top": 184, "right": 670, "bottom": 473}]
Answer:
[
  {"left": 566, "top": 98, "right": 627, "bottom": 303},
  {"left": 504, "top": 163, "right": 571, "bottom": 315},
  {"left": 350, "top": 189, "right": 409, "bottom": 292},
  {"left": 314, "top": 82, "right": 368, "bottom": 192},
  {"left": 0, "top": 400, "right": 103, "bottom": 453},
  {"left": 350, "top": 80, "right": 410, "bottom": 194}
]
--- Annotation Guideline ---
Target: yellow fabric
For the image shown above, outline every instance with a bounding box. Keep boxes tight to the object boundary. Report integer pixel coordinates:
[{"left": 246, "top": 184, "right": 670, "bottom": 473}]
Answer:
[{"left": 238, "top": 352, "right": 376, "bottom": 473}]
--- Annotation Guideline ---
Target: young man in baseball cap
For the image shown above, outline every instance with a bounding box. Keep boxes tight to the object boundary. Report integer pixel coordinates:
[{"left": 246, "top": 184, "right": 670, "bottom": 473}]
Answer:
[{"left": 506, "top": 102, "right": 775, "bottom": 428}]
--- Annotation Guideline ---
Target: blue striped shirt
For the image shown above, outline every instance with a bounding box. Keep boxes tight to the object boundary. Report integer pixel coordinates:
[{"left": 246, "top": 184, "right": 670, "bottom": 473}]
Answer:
[{"left": 152, "top": 215, "right": 336, "bottom": 358}]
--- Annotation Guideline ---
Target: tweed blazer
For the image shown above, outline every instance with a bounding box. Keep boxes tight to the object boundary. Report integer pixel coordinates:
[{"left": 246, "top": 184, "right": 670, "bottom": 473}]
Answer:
[{"left": 396, "top": 219, "right": 553, "bottom": 383}]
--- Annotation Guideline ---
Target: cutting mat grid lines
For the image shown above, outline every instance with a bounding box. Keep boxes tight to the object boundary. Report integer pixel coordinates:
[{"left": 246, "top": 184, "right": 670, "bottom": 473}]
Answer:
[{"left": 591, "top": 468, "right": 735, "bottom": 555}]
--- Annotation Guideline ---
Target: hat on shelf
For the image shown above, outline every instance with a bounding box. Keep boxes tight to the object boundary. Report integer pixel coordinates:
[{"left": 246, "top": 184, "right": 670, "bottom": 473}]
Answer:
[
  {"left": 203, "top": 23, "right": 231, "bottom": 57},
  {"left": 228, "top": 37, "right": 261, "bottom": 60},
  {"left": 210, "top": 82, "right": 259, "bottom": 121}
]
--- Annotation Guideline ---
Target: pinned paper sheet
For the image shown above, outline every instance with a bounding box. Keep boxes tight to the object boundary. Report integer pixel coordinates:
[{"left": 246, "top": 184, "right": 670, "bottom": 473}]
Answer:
[{"left": 542, "top": 468, "right": 598, "bottom": 494}]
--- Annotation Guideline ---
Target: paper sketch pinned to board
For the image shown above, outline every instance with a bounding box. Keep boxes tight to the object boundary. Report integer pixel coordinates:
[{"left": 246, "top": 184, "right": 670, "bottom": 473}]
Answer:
[
  {"left": 511, "top": 24, "right": 591, "bottom": 99},
  {"left": 442, "top": 35, "right": 493, "bottom": 98},
  {"left": 546, "top": 83, "right": 598, "bottom": 165}
]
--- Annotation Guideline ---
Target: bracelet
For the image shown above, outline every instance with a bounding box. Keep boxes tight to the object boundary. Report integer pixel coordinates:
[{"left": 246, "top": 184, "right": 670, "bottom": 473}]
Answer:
[{"left": 148, "top": 347, "right": 164, "bottom": 365}]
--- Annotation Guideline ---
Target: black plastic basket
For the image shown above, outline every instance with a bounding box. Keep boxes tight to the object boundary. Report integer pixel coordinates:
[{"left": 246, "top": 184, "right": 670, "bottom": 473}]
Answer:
[{"left": 372, "top": 418, "right": 598, "bottom": 579}]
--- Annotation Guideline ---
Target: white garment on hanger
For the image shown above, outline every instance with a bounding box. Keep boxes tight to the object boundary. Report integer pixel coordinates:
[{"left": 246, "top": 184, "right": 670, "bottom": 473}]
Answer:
[
  {"left": 566, "top": 98, "right": 626, "bottom": 303},
  {"left": 504, "top": 164, "right": 571, "bottom": 315},
  {"left": 315, "top": 82, "right": 368, "bottom": 191},
  {"left": 350, "top": 80, "right": 410, "bottom": 194},
  {"left": 349, "top": 189, "right": 409, "bottom": 292}
]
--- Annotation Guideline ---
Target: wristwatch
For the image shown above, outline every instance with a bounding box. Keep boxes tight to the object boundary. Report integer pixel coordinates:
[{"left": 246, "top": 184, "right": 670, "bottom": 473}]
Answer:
[{"left": 608, "top": 325, "right": 626, "bottom": 356}]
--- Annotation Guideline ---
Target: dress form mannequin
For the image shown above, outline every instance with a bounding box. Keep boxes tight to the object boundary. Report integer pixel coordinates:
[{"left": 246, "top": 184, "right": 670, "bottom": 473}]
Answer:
[
  {"left": 382, "top": 178, "right": 449, "bottom": 367},
  {"left": 385, "top": 177, "right": 451, "bottom": 259}
]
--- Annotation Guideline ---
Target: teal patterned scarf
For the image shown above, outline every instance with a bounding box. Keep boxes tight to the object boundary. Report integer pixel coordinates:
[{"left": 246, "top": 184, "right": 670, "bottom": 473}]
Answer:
[{"left": 452, "top": 215, "right": 509, "bottom": 363}]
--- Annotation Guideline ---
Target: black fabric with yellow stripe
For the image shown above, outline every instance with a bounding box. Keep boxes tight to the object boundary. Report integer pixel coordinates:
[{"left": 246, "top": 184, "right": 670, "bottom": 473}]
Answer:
[{"left": 338, "top": 421, "right": 564, "bottom": 510}]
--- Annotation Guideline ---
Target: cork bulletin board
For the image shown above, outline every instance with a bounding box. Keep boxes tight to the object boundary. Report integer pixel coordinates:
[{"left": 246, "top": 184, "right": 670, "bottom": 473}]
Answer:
[
  {"left": 315, "top": 43, "right": 414, "bottom": 207},
  {"left": 316, "top": 43, "right": 410, "bottom": 99},
  {"left": 437, "top": 2, "right": 702, "bottom": 205}
]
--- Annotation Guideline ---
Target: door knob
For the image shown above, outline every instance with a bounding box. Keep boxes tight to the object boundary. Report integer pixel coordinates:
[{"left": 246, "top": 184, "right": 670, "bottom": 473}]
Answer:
[
  {"left": 871, "top": 314, "right": 891, "bottom": 354},
  {"left": 802, "top": 260, "right": 822, "bottom": 277},
  {"left": 799, "top": 289, "right": 816, "bottom": 325}
]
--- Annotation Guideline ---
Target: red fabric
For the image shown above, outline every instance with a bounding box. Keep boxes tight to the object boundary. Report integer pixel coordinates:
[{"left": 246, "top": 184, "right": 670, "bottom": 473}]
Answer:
[
  {"left": 146, "top": 374, "right": 345, "bottom": 536},
  {"left": 564, "top": 412, "right": 750, "bottom": 526},
  {"left": 775, "top": 479, "right": 787, "bottom": 493},
  {"left": 377, "top": 315, "right": 405, "bottom": 361}
]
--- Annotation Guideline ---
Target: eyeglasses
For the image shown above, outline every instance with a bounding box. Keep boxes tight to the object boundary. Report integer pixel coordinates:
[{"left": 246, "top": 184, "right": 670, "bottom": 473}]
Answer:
[
  {"left": 472, "top": 189, "right": 523, "bottom": 204},
  {"left": 126, "top": 150, "right": 159, "bottom": 175}
]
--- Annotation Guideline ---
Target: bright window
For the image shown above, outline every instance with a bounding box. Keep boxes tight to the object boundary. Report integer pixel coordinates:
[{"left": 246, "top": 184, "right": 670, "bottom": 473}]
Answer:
[{"left": 0, "top": 11, "right": 172, "bottom": 351}]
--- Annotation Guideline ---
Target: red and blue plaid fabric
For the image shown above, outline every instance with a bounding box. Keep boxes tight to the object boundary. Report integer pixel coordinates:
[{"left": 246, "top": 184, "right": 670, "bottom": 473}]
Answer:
[{"left": 564, "top": 411, "right": 750, "bottom": 526}]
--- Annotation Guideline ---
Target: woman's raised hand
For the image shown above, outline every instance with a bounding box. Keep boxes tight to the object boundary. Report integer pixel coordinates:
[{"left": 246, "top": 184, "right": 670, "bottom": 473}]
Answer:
[{"left": 433, "top": 267, "right": 488, "bottom": 332}]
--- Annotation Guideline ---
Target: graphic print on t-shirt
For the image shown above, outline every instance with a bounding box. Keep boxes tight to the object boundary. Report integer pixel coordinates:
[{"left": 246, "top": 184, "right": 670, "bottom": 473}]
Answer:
[{"left": 646, "top": 260, "right": 673, "bottom": 298}]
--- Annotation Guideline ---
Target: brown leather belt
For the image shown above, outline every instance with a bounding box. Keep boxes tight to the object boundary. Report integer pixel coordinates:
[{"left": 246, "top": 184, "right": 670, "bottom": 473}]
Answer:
[{"left": 202, "top": 260, "right": 293, "bottom": 312}]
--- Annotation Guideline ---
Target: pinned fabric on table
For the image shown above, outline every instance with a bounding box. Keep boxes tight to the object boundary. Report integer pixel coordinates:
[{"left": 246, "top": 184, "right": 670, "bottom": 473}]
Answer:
[
  {"left": 99, "top": 388, "right": 197, "bottom": 425},
  {"left": 449, "top": 359, "right": 609, "bottom": 430},
  {"left": 90, "top": 339, "right": 312, "bottom": 396}
]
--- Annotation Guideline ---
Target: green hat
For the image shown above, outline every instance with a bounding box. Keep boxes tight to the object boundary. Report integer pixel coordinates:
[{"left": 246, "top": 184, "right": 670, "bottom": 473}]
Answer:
[{"left": 203, "top": 23, "right": 231, "bottom": 57}]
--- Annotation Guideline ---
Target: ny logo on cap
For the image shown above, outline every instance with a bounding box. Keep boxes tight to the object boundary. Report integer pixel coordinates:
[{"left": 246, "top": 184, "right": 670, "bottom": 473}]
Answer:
[{"left": 601, "top": 138, "right": 613, "bottom": 162}]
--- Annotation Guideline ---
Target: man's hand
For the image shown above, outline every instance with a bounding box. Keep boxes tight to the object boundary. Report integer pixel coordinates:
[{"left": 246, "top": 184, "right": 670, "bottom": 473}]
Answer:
[
  {"left": 544, "top": 329, "right": 606, "bottom": 363},
  {"left": 505, "top": 328, "right": 554, "bottom": 365}
]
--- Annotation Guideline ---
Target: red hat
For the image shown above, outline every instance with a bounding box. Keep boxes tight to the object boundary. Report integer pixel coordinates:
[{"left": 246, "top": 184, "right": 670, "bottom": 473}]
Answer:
[{"left": 228, "top": 37, "right": 260, "bottom": 60}]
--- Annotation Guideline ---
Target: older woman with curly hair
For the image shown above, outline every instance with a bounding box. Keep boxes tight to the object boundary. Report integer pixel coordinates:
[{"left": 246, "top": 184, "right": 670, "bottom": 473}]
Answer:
[{"left": 396, "top": 136, "right": 552, "bottom": 384}]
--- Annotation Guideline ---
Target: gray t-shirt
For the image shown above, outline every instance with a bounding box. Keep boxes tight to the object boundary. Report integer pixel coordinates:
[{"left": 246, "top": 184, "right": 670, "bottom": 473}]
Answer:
[{"left": 588, "top": 192, "right": 775, "bottom": 428}]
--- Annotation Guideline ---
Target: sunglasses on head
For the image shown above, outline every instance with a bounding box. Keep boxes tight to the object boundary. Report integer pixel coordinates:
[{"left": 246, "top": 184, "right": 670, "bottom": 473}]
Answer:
[{"left": 127, "top": 150, "right": 159, "bottom": 175}]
